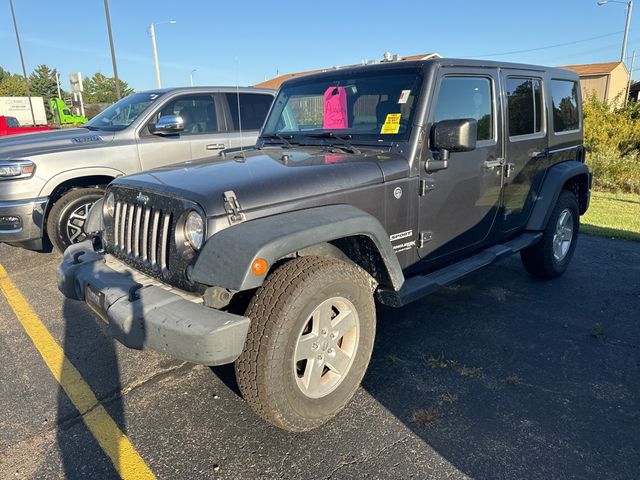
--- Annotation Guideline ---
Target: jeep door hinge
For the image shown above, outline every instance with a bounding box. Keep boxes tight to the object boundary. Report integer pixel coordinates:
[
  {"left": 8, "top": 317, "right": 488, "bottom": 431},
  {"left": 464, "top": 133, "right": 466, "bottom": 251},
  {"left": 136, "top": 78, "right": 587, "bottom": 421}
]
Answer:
[
  {"left": 419, "top": 179, "right": 436, "bottom": 196},
  {"left": 505, "top": 162, "right": 515, "bottom": 178},
  {"left": 223, "top": 190, "right": 246, "bottom": 225},
  {"left": 418, "top": 231, "right": 433, "bottom": 248}
]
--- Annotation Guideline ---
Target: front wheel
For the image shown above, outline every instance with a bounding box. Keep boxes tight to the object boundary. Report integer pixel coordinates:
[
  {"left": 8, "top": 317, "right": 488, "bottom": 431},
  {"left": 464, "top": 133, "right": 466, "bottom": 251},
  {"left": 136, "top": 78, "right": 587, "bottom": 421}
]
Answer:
[
  {"left": 46, "top": 188, "right": 104, "bottom": 253},
  {"left": 521, "top": 190, "right": 580, "bottom": 279},
  {"left": 235, "top": 256, "right": 376, "bottom": 432}
]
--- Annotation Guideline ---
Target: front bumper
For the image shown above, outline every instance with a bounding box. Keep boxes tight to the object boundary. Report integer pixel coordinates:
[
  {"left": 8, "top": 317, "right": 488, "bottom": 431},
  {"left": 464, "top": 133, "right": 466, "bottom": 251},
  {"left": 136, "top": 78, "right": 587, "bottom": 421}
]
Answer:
[
  {"left": 57, "top": 240, "right": 250, "bottom": 366},
  {"left": 0, "top": 197, "right": 47, "bottom": 245}
]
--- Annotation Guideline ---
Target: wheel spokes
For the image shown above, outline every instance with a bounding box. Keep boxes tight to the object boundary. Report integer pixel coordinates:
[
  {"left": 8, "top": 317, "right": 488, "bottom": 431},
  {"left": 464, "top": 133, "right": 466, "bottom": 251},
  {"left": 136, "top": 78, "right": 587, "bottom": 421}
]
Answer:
[
  {"left": 325, "top": 346, "right": 351, "bottom": 375},
  {"left": 295, "top": 333, "right": 318, "bottom": 362}
]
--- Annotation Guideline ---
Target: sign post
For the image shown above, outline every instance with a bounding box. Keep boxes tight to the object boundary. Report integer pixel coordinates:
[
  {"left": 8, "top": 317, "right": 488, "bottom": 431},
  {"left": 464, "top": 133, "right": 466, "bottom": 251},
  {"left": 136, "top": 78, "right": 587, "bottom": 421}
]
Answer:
[{"left": 69, "top": 72, "right": 85, "bottom": 117}]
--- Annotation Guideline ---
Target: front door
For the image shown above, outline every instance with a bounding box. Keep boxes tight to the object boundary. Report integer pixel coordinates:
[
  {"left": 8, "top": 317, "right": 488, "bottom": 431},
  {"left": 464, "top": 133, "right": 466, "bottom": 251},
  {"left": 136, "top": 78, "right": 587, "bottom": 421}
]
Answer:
[
  {"left": 137, "top": 94, "right": 223, "bottom": 169},
  {"left": 499, "top": 70, "right": 548, "bottom": 232},
  {"left": 418, "top": 69, "right": 504, "bottom": 262}
]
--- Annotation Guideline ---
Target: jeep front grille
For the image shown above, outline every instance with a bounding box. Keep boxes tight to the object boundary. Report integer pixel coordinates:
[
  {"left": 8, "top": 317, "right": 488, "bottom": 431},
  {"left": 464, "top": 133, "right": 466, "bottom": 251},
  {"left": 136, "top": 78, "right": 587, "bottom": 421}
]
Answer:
[{"left": 112, "top": 201, "right": 173, "bottom": 271}]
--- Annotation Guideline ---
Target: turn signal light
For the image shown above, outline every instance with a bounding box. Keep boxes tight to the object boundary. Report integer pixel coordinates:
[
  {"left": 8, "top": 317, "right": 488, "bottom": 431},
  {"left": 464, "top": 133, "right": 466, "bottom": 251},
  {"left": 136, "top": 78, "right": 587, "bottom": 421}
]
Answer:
[{"left": 251, "top": 258, "right": 269, "bottom": 276}]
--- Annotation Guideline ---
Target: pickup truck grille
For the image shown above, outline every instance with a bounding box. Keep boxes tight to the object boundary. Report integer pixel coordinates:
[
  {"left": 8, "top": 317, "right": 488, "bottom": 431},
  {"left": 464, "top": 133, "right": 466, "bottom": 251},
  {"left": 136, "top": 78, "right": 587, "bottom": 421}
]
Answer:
[
  {"left": 113, "top": 202, "right": 173, "bottom": 271},
  {"left": 105, "top": 186, "right": 200, "bottom": 291}
]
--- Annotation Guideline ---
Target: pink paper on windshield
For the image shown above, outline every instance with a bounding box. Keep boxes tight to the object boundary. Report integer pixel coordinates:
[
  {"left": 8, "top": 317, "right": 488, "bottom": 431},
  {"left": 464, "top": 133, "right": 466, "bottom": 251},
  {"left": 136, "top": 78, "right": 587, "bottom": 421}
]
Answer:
[{"left": 323, "top": 86, "right": 348, "bottom": 129}]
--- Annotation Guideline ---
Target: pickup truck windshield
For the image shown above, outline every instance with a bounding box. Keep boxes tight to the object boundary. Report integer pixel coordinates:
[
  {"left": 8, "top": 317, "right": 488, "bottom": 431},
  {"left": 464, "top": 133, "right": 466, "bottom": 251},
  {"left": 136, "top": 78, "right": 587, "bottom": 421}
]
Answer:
[
  {"left": 262, "top": 67, "right": 423, "bottom": 144},
  {"left": 86, "top": 92, "right": 164, "bottom": 131}
]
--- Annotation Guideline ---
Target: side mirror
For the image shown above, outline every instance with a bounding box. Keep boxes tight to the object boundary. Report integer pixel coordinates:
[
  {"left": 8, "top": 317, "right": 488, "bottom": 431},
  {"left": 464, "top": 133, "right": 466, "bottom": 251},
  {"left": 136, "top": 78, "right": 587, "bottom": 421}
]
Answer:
[
  {"left": 151, "top": 114, "right": 184, "bottom": 135},
  {"left": 431, "top": 118, "right": 477, "bottom": 160}
]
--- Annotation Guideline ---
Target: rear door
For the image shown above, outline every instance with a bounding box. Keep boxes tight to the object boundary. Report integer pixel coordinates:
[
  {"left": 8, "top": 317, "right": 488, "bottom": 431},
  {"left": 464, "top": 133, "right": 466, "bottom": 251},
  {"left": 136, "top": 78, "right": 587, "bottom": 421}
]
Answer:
[
  {"left": 221, "top": 92, "right": 274, "bottom": 148},
  {"left": 499, "top": 70, "right": 548, "bottom": 232},
  {"left": 418, "top": 68, "right": 504, "bottom": 261}
]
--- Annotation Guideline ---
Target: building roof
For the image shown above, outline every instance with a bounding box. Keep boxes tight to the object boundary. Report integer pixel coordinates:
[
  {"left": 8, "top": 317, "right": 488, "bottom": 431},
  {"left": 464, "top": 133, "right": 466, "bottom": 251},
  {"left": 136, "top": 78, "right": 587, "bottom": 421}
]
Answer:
[
  {"left": 559, "top": 61, "right": 625, "bottom": 76},
  {"left": 255, "top": 52, "right": 441, "bottom": 89}
]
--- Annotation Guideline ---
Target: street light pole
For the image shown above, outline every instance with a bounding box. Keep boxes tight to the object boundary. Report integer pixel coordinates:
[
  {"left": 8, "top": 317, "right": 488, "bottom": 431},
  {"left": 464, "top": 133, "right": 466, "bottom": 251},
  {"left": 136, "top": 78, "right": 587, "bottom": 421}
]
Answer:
[
  {"left": 149, "top": 20, "right": 176, "bottom": 89},
  {"left": 598, "top": 0, "right": 634, "bottom": 63},
  {"left": 622, "top": 0, "right": 633, "bottom": 62},
  {"left": 190, "top": 69, "right": 196, "bottom": 87},
  {"left": 8, "top": 0, "right": 36, "bottom": 126},
  {"left": 150, "top": 23, "right": 161, "bottom": 88},
  {"left": 103, "top": 0, "right": 121, "bottom": 100}
]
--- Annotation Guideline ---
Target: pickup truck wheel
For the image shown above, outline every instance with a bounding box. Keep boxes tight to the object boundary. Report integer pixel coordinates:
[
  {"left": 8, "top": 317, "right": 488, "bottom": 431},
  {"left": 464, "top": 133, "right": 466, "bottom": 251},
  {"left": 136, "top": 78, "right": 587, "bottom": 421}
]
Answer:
[
  {"left": 521, "top": 190, "right": 579, "bottom": 279},
  {"left": 46, "top": 188, "right": 104, "bottom": 253},
  {"left": 235, "top": 256, "right": 376, "bottom": 432}
]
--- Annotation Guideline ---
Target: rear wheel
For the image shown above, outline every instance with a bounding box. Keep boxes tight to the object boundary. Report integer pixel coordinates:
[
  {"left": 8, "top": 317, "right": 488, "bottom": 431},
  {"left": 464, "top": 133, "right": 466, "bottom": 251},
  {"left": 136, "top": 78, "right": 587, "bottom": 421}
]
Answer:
[
  {"left": 235, "top": 256, "right": 376, "bottom": 432},
  {"left": 521, "top": 190, "right": 579, "bottom": 279},
  {"left": 46, "top": 188, "right": 104, "bottom": 253}
]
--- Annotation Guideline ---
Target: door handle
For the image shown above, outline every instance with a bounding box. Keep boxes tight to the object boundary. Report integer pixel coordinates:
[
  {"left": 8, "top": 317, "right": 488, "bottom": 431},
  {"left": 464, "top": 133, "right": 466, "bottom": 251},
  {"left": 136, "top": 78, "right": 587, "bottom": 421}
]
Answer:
[
  {"left": 483, "top": 158, "right": 505, "bottom": 169},
  {"left": 206, "top": 143, "right": 226, "bottom": 150}
]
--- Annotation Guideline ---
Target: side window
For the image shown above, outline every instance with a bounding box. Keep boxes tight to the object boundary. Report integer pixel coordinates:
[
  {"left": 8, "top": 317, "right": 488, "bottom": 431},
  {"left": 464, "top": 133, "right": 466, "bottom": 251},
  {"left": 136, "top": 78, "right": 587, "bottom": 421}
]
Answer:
[
  {"left": 434, "top": 76, "right": 493, "bottom": 141},
  {"left": 154, "top": 94, "right": 218, "bottom": 135},
  {"left": 225, "top": 93, "right": 273, "bottom": 131},
  {"left": 507, "top": 77, "right": 543, "bottom": 137},
  {"left": 551, "top": 80, "right": 580, "bottom": 132}
]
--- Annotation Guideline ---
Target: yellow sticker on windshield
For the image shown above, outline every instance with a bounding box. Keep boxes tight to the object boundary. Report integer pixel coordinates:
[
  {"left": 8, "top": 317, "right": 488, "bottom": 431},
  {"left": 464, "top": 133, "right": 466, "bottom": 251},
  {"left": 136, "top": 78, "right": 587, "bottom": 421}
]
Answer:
[{"left": 381, "top": 113, "right": 401, "bottom": 134}]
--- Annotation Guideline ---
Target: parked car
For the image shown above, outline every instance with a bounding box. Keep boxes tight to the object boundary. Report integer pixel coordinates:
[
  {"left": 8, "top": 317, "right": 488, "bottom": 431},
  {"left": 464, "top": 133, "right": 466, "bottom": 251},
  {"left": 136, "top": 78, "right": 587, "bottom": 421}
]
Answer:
[
  {"left": 0, "top": 115, "right": 53, "bottom": 136},
  {"left": 0, "top": 86, "right": 275, "bottom": 251},
  {"left": 58, "top": 58, "right": 590, "bottom": 431}
]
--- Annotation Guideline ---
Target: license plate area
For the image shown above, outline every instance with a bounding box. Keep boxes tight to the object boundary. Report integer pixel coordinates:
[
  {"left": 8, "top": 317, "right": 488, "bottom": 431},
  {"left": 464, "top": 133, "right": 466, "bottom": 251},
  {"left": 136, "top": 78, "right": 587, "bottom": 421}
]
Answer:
[{"left": 85, "top": 283, "right": 107, "bottom": 323}]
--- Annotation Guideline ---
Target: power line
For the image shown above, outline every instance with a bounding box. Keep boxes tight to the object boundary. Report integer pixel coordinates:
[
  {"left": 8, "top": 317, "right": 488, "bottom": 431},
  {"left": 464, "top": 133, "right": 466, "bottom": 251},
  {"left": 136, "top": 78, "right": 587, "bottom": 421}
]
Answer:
[{"left": 466, "top": 31, "right": 625, "bottom": 58}]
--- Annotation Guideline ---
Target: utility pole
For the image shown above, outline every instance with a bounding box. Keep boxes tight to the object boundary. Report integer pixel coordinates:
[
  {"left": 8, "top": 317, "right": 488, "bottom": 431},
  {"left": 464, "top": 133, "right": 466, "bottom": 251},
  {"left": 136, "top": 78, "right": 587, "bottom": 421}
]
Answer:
[
  {"left": 8, "top": 0, "right": 36, "bottom": 125},
  {"left": 626, "top": 50, "right": 636, "bottom": 104},
  {"left": 103, "top": 0, "right": 121, "bottom": 100},
  {"left": 190, "top": 69, "right": 196, "bottom": 87}
]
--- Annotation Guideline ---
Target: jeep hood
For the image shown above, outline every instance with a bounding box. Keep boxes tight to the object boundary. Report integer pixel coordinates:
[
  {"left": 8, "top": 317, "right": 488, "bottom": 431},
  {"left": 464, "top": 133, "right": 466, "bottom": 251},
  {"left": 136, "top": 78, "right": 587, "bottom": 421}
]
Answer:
[
  {"left": 111, "top": 148, "right": 409, "bottom": 217},
  {"left": 0, "top": 128, "right": 115, "bottom": 159}
]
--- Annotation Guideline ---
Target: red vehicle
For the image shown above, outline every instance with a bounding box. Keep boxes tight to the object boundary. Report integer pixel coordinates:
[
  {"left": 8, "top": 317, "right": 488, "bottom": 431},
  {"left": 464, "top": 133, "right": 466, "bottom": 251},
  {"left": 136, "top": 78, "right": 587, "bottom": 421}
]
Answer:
[{"left": 0, "top": 115, "right": 53, "bottom": 136}]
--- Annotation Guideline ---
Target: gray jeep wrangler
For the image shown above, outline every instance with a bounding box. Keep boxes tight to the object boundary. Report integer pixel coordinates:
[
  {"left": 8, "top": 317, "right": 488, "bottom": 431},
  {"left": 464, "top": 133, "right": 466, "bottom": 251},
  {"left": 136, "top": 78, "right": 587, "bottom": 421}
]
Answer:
[{"left": 58, "top": 58, "right": 591, "bottom": 431}]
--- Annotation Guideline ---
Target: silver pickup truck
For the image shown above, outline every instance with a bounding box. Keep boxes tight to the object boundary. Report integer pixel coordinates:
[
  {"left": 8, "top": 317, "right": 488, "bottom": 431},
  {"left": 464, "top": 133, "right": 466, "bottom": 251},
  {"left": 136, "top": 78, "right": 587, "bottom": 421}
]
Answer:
[{"left": 0, "top": 86, "right": 274, "bottom": 252}]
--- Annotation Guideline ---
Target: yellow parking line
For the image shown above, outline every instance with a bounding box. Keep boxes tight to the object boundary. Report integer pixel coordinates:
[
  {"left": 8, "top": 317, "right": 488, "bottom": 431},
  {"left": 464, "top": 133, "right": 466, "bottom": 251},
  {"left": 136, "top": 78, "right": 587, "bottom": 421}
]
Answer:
[{"left": 0, "top": 263, "right": 156, "bottom": 480}]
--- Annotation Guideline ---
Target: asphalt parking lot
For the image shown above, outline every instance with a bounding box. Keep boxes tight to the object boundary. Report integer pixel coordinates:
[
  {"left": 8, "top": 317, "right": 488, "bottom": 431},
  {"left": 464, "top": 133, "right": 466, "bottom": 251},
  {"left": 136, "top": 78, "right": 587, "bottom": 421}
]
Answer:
[{"left": 0, "top": 234, "right": 638, "bottom": 480}]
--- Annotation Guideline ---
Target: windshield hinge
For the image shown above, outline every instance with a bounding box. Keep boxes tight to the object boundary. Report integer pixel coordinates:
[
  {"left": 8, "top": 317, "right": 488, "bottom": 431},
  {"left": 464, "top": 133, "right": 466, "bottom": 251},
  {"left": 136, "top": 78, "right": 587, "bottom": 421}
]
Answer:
[
  {"left": 419, "top": 179, "right": 435, "bottom": 196},
  {"left": 223, "top": 190, "right": 245, "bottom": 225}
]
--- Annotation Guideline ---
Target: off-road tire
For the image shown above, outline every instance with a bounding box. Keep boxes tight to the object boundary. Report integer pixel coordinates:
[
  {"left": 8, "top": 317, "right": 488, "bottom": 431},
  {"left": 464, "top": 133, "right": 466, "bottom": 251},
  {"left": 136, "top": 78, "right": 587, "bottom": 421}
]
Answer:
[
  {"left": 46, "top": 188, "right": 104, "bottom": 253},
  {"left": 521, "top": 190, "right": 580, "bottom": 279},
  {"left": 235, "top": 256, "right": 376, "bottom": 432}
]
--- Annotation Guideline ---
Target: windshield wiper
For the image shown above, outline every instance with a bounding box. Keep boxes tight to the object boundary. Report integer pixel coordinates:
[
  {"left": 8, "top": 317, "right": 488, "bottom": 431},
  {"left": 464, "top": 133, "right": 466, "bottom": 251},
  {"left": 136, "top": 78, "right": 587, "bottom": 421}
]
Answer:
[
  {"left": 260, "top": 133, "right": 293, "bottom": 148},
  {"left": 306, "top": 132, "right": 361, "bottom": 155},
  {"left": 85, "top": 125, "right": 100, "bottom": 131}
]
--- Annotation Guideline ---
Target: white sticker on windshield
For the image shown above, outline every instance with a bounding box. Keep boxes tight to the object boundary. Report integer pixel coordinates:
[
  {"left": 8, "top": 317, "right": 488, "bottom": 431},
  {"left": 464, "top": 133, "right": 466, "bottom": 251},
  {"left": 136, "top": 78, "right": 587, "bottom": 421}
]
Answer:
[{"left": 398, "top": 90, "right": 411, "bottom": 104}]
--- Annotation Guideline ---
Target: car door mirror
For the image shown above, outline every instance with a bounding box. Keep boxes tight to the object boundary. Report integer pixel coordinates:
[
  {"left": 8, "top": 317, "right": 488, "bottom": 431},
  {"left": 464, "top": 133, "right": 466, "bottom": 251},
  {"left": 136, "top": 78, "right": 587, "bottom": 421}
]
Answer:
[
  {"left": 151, "top": 115, "right": 184, "bottom": 135},
  {"left": 431, "top": 118, "right": 478, "bottom": 161}
]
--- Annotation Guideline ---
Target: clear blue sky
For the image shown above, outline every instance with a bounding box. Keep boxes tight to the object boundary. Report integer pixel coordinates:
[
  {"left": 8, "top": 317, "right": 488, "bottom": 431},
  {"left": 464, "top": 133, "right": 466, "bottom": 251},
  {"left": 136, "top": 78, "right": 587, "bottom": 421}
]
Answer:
[{"left": 1, "top": 0, "right": 639, "bottom": 92}]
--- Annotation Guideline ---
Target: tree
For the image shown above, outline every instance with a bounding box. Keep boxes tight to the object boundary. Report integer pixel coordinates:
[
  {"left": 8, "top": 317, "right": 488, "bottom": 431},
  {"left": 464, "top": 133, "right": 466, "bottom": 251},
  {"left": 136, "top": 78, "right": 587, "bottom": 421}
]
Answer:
[
  {"left": 0, "top": 66, "right": 11, "bottom": 84},
  {"left": 0, "top": 74, "right": 27, "bottom": 96},
  {"left": 29, "top": 64, "right": 60, "bottom": 122},
  {"left": 29, "top": 64, "right": 59, "bottom": 100},
  {"left": 83, "top": 72, "right": 133, "bottom": 103}
]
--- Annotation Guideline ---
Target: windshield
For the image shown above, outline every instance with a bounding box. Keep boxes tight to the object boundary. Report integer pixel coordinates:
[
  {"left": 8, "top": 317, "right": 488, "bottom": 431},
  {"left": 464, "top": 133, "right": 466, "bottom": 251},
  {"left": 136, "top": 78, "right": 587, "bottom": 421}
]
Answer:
[
  {"left": 86, "top": 92, "right": 164, "bottom": 131},
  {"left": 262, "top": 67, "right": 423, "bottom": 144}
]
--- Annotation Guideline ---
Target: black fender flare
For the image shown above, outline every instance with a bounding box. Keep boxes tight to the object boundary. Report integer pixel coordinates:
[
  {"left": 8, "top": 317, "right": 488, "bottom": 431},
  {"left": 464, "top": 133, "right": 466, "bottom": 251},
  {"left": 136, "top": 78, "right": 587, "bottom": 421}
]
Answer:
[
  {"left": 190, "top": 204, "right": 405, "bottom": 292},
  {"left": 526, "top": 161, "right": 590, "bottom": 231}
]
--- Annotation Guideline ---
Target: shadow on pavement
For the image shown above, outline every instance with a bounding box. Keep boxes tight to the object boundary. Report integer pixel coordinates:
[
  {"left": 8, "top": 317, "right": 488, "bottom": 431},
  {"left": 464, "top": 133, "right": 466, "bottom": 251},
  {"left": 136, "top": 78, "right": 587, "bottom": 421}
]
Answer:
[
  {"left": 360, "top": 240, "right": 640, "bottom": 479},
  {"left": 56, "top": 296, "right": 130, "bottom": 479}
]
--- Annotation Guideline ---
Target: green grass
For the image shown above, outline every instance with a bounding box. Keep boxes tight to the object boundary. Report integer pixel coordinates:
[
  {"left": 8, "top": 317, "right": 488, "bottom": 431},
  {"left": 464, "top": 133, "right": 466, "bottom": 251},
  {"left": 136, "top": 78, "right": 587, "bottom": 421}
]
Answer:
[{"left": 582, "top": 191, "right": 640, "bottom": 242}]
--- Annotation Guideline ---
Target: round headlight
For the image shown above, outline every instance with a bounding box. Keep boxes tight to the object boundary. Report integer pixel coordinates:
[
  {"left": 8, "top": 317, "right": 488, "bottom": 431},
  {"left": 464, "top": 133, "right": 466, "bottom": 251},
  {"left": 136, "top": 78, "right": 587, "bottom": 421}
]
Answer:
[
  {"left": 184, "top": 211, "right": 204, "bottom": 250},
  {"left": 104, "top": 192, "right": 115, "bottom": 217}
]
